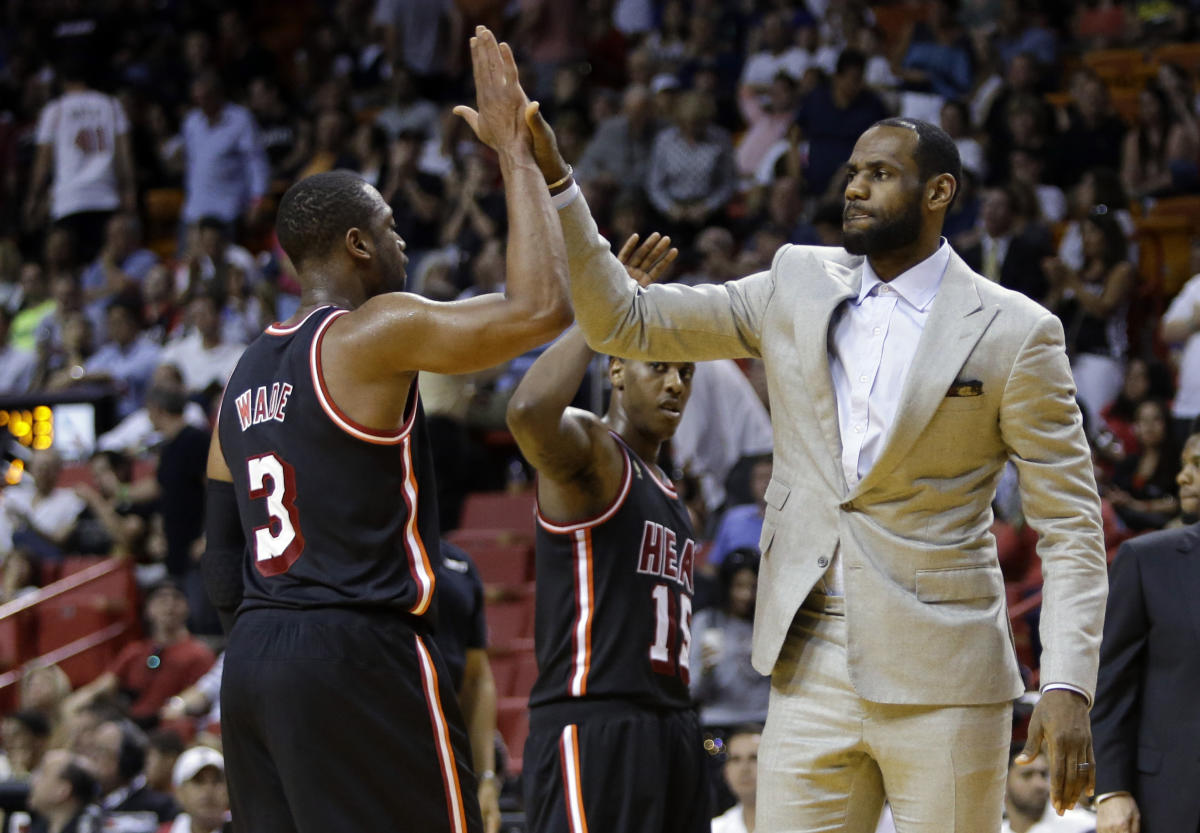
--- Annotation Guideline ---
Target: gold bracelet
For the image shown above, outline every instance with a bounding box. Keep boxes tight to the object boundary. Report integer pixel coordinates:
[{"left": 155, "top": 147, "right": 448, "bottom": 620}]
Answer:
[{"left": 546, "top": 165, "right": 573, "bottom": 191}]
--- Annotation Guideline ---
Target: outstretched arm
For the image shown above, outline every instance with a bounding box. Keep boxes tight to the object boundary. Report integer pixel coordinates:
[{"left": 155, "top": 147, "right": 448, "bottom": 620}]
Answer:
[{"left": 507, "top": 234, "right": 676, "bottom": 519}]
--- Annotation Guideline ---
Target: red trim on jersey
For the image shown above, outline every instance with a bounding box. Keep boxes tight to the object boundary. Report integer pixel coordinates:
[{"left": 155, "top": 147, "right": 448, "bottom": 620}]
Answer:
[
  {"left": 536, "top": 447, "right": 633, "bottom": 534},
  {"left": 265, "top": 304, "right": 335, "bottom": 335},
  {"left": 400, "top": 434, "right": 436, "bottom": 616},
  {"left": 308, "top": 310, "right": 418, "bottom": 445},
  {"left": 416, "top": 636, "right": 468, "bottom": 833},
  {"left": 558, "top": 725, "right": 590, "bottom": 833},
  {"left": 567, "top": 529, "right": 594, "bottom": 697}
]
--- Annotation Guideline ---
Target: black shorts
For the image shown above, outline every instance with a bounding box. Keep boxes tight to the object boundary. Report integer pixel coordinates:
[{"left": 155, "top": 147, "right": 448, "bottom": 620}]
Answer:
[
  {"left": 523, "top": 700, "right": 711, "bottom": 833},
  {"left": 221, "top": 607, "right": 482, "bottom": 833}
]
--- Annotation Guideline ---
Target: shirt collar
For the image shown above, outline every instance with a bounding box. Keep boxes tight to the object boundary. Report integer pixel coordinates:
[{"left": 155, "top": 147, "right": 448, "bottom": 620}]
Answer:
[{"left": 856, "top": 239, "right": 950, "bottom": 312}]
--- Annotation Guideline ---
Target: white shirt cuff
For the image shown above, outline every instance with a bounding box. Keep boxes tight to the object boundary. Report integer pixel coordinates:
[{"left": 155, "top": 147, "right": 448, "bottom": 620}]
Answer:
[
  {"left": 1041, "top": 682, "right": 1092, "bottom": 707},
  {"left": 552, "top": 182, "right": 581, "bottom": 211},
  {"left": 1095, "top": 791, "right": 1133, "bottom": 804}
]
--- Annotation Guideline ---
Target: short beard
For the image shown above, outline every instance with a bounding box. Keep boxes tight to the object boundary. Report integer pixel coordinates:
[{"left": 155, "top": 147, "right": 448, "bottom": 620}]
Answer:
[{"left": 843, "top": 198, "right": 923, "bottom": 256}]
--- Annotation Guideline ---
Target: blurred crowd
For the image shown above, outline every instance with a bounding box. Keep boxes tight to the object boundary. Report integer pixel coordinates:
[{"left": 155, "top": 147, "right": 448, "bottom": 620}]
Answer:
[{"left": 0, "top": 0, "right": 1198, "bottom": 829}]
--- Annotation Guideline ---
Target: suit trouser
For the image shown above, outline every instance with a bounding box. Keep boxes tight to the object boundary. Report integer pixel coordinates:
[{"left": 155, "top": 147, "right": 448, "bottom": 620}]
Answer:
[{"left": 757, "top": 594, "right": 1011, "bottom": 833}]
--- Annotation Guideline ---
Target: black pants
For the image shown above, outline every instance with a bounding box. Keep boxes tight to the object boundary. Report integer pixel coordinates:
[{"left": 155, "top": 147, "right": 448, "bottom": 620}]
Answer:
[
  {"left": 523, "top": 700, "right": 711, "bottom": 833},
  {"left": 221, "top": 607, "right": 482, "bottom": 833}
]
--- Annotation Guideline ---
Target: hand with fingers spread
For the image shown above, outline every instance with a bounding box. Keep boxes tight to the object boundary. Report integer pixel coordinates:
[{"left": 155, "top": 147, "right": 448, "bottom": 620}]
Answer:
[
  {"left": 452, "top": 27, "right": 537, "bottom": 158},
  {"left": 616, "top": 232, "right": 678, "bottom": 288},
  {"left": 1017, "top": 689, "right": 1095, "bottom": 815}
]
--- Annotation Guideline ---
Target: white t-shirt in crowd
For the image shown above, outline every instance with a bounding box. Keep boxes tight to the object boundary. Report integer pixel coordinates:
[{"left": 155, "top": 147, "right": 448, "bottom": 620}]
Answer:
[
  {"left": 711, "top": 804, "right": 749, "bottom": 833},
  {"left": 1164, "top": 273, "right": 1200, "bottom": 419},
  {"left": 35, "top": 90, "right": 129, "bottom": 219}
]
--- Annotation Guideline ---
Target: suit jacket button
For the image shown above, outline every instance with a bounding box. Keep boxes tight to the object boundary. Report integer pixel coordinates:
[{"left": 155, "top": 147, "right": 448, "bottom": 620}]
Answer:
[
  {"left": 839, "top": 501, "right": 855, "bottom": 511},
  {"left": 817, "top": 556, "right": 829, "bottom": 568}
]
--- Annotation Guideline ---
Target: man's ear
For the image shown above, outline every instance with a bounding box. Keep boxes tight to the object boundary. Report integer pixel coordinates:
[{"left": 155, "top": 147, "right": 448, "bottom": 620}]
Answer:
[
  {"left": 345, "top": 228, "right": 371, "bottom": 261},
  {"left": 928, "top": 173, "right": 957, "bottom": 212},
  {"left": 609, "top": 357, "right": 625, "bottom": 390}
]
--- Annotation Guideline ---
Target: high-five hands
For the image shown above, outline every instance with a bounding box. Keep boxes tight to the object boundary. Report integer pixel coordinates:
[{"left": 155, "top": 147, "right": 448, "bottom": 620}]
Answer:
[{"left": 452, "top": 26, "right": 537, "bottom": 157}]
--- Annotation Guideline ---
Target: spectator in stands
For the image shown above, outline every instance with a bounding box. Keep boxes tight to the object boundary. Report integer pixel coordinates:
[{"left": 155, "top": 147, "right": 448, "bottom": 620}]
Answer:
[
  {"left": 141, "top": 266, "right": 182, "bottom": 346},
  {"left": 159, "top": 290, "right": 244, "bottom": 403},
  {"left": 217, "top": 261, "right": 265, "bottom": 347},
  {"left": 690, "top": 548, "right": 769, "bottom": 731},
  {"left": 0, "top": 305, "right": 36, "bottom": 393},
  {"left": 1098, "top": 357, "right": 1175, "bottom": 462},
  {"left": 245, "top": 76, "right": 309, "bottom": 185},
  {"left": 646, "top": 90, "right": 736, "bottom": 232},
  {"left": 143, "top": 730, "right": 183, "bottom": 797},
  {"left": 1161, "top": 242, "right": 1200, "bottom": 442},
  {"left": 25, "top": 749, "right": 106, "bottom": 833},
  {"left": 940, "top": 98, "right": 985, "bottom": 182},
  {"left": 11, "top": 263, "right": 56, "bottom": 354},
  {"left": 736, "top": 73, "right": 800, "bottom": 189},
  {"left": 1056, "top": 167, "right": 1134, "bottom": 271},
  {"left": 374, "top": 67, "right": 439, "bottom": 143},
  {"left": 72, "top": 450, "right": 156, "bottom": 561},
  {"left": 1107, "top": 399, "right": 1181, "bottom": 531},
  {"left": 178, "top": 70, "right": 268, "bottom": 235},
  {"left": 19, "top": 665, "right": 72, "bottom": 736},
  {"left": 896, "top": 0, "right": 974, "bottom": 100},
  {"left": 2, "top": 449, "right": 86, "bottom": 562},
  {"left": 79, "top": 719, "right": 178, "bottom": 832},
  {"left": 24, "top": 57, "right": 136, "bottom": 262},
  {"left": 1121, "top": 78, "right": 1200, "bottom": 202},
  {"left": 439, "top": 151, "right": 505, "bottom": 261},
  {"left": 575, "top": 84, "right": 659, "bottom": 203},
  {"left": 957, "top": 184, "right": 1054, "bottom": 302},
  {"left": 711, "top": 724, "right": 761, "bottom": 833},
  {"left": 1055, "top": 69, "right": 1127, "bottom": 188},
  {"left": 295, "top": 108, "right": 348, "bottom": 181},
  {"left": 64, "top": 579, "right": 215, "bottom": 729},
  {"left": 1010, "top": 147, "right": 1067, "bottom": 223},
  {"left": 78, "top": 215, "right": 158, "bottom": 325},
  {"left": 78, "top": 294, "right": 161, "bottom": 420},
  {"left": 35, "top": 272, "right": 86, "bottom": 374},
  {"left": 1, "top": 549, "right": 40, "bottom": 603},
  {"left": 379, "top": 128, "right": 445, "bottom": 265},
  {"left": 708, "top": 454, "right": 772, "bottom": 568},
  {"left": 173, "top": 217, "right": 259, "bottom": 301},
  {"left": 0, "top": 710, "right": 50, "bottom": 779},
  {"left": 794, "top": 49, "right": 889, "bottom": 199},
  {"left": 739, "top": 12, "right": 807, "bottom": 89},
  {"left": 678, "top": 227, "right": 739, "bottom": 286},
  {"left": 980, "top": 52, "right": 1052, "bottom": 184},
  {"left": 1001, "top": 744, "right": 1095, "bottom": 833},
  {"left": 166, "top": 746, "right": 230, "bottom": 833},
  {"left": 1043, "top": 211, "right": 1136, "bottom": 424},
  {"left": 97, "top": 364, "right": 209, "bottom": 456}
]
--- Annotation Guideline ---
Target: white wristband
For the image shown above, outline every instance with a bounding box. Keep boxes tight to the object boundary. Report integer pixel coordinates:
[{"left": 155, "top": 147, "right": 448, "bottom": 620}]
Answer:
[{"left": 552, "top": 182, "right": 581, "bottom": 211}]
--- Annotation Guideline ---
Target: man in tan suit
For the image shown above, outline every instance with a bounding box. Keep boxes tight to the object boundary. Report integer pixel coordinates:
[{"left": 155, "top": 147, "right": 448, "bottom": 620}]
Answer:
[{"left": 519, "top": 108, "right": 1107, "bottom": 832}]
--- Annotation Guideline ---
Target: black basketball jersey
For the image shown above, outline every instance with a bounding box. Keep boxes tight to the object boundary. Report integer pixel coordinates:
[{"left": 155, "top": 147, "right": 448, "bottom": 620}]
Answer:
[
  {"left": 217, "top": 305, "right": 440, "bottom": 619},
  {"left": 530, "top": 435, "right": 697, "bottom": 710}
]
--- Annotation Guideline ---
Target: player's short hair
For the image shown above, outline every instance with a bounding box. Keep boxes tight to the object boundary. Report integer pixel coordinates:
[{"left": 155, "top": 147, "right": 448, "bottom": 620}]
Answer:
[
  {"left": 872, "top": 117, "right": 963, "bottom": 194},
  {"left": 276, "top": 171, "right": 379, "bottom": 269}
]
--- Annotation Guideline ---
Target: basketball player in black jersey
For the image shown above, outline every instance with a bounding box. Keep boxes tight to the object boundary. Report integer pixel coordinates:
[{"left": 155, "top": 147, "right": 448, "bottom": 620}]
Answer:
[
  {"left": 200, "top": 28, "right": 569, "bottom": 833},
  {"left": 506, "top": 233, "right": 712, "bottom": 833}
]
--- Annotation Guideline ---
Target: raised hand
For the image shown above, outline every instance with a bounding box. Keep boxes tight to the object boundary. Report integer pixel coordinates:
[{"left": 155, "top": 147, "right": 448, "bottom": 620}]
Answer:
[
  {"left": 452, "top": 27, "right": 535, "bottom": 157},
  {"left": 616, "top": 233, "right": 678, "bottom": 288}
]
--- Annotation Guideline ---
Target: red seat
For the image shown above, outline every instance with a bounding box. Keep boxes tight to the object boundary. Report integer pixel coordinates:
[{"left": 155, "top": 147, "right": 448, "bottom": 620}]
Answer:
[
  {"left": 60, "top": 556, "right": 108, "bottom": 578},
  {"left": 459, "top": 491, "right": 536, "bottom": 532},
  {"left": 497, "top": 696, "right": 530, "bottom": 775},
  {"left": 471, "top": 544, "right": 534, "bottom": 587},
  {"left": 485, "top": 591, "right": 535, "bottom": 646}
]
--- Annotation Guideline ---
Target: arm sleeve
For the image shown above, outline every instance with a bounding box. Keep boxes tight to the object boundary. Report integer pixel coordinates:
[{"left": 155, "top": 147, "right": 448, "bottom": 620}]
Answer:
[
  {"left": 202, "top": 479, "right": 245, "bottom": 634},
  {"left": 1000, "top": 313, "right": 1108, "bottom": 699},
  {"left": 559, "top": 192, "right": 780, "bottom": 361},
  {"left": 1090, "top": 541, "right": 1147, "bottom": 795}
]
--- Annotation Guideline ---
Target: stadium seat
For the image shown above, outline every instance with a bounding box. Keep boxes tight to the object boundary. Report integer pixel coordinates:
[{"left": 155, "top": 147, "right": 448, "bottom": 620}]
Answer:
[
  {"left": 469, "top": 544, "right": 534, "bottom": 587},
  {"left": 1083, "top": 49, "right": 1151, "bottom": 86},
  {"left": 1153, "top": 42, "right": 1200, "bottom": 77},
  {"left": 485, "top": 586, "right": 535, "bottom": 646},
  {"left": 459, "top": 490, "right": 537, "bottom": 532}
]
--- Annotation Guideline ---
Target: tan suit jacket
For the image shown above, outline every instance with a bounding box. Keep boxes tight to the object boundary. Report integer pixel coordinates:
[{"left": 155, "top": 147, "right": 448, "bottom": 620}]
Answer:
[{"left": 560, "top": 195, "right": 1108, "bottom": 706}]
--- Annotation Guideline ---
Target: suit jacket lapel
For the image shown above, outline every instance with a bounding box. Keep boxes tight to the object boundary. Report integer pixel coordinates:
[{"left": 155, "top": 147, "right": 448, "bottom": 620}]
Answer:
[
  {"left": 850, "top": 252, "right": 997, "bottom": 497},
  {"left": 1176, "top": 524, "right": 1200, "bottom": 647},
  {"left": 794, "top": 255, "right": 857, "bottom": 487}
]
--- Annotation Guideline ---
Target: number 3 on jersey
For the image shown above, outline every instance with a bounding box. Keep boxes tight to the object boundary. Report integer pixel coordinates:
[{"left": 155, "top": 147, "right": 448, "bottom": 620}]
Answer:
[
  {"left": 649, "top": 583, "right": 692, "bottom": 684},
  {"left": 247, "top": 452, "right": 305, "bottom": 576}
]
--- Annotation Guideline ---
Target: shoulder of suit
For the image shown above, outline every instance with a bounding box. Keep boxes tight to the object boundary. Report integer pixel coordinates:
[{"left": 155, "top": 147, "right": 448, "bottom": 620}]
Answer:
[
  {"left": 956, "top": 259, "right": 1052, "bottom": 323},
  {"left": 1119, "top": 523, "right": 1198, "bottom": 560},
  {"left": 771, "top": 244, "right": 861, "bottom": 279}
]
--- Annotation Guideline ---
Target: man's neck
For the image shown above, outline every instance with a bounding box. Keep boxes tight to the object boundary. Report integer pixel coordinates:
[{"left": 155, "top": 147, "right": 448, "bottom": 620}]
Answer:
[
  {"left": 1004, "top": 802, "right": 1039, "bottom": 833},
  {"left": 742, "top": 802, "right": 755, "bottom": 833}
]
